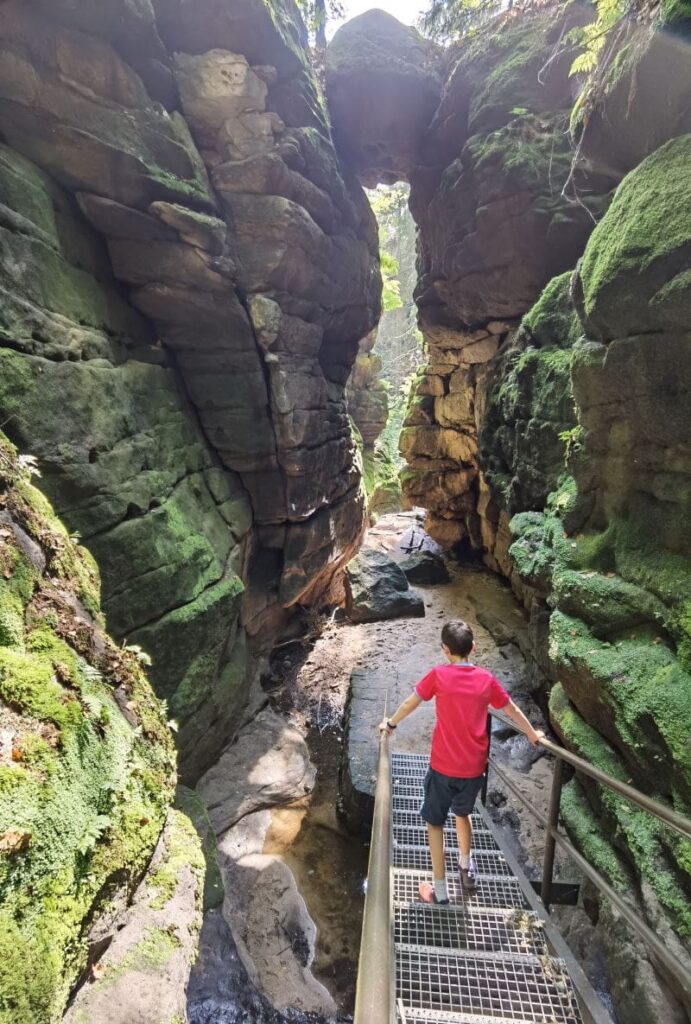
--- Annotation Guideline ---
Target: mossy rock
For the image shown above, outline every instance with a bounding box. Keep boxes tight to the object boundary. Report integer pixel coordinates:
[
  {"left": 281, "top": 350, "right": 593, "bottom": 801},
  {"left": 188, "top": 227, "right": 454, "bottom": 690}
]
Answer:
[
  {"left": 0, "top": 432, "right": 176, "bottom": 1024},
  {"left": 439, "top": 3, "right": 589, "bottom": 145},
  {"left": 481, "top": 274, "right": 582, "bottom": 513},
  {"left": 576, "top": 135, "right": 691, "bottom": 340},
  {"left": 552, "top": 684, "right": 691, "bottom": 938}
]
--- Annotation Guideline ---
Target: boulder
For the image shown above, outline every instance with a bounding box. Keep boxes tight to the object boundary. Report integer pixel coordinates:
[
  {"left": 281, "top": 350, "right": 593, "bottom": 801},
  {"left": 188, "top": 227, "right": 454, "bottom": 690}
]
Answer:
[
  {"left": 326, "top": 10, "right": 442, "bottom": 185},
  {"left": 344, "top": 548, "right": 425, "bottom": 622},
  {"left": 196, "top": 708, "right": 316, "bottom": 835},
  {"left": 576, "top": 135, "right": 691, "bottom": 342},
  {"left": 399, "top": 550, "right": 451, "bottom": 585}
]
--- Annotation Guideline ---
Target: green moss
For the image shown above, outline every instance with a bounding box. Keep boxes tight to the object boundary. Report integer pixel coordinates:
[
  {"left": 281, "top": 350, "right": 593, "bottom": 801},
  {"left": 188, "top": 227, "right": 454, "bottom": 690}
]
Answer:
[
  {"left": 579, "top": 135, "right": 691, "bottom": 324},
  {"left": 659, "top": 0, "right": 691, "bottom": 30},
  {"left": 0, "top": 430, "right": 176, "bottom": 1022},
  {"left": 0, "top": 648, "right": 83, "bottom": 735},
  {"left": 0, "top": 915, "right": 57, "bottom": 1024},
  {"left": 147, "top": 809, "right": 205, "bottom": 912},
  {"left": 456, "top": 9, "right": 570, "bottom": 134},
  {"left": 553, "top": 686, "right": 691, "bottom": 935},
  {"left": 175, "top": 786, "right": 224, "bottom": 912},
  {"left": 468, "top": 113, "right": 576, "bottom": 191},
  {"left": 521, "top": 272, "right": 583, "bottom": 348},
  {"left": 560, "top": 780, "right": 631, "bottom": 891}
]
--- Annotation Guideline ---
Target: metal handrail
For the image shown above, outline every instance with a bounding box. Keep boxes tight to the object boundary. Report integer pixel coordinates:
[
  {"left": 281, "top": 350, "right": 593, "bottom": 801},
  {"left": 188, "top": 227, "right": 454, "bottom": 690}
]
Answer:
[
  {"left": 486, "top": 708, "right": 691, "bottom": 1005},
  {"left": 353, "top": 729, "right": 395, "bottom": 1024},
  {"left": 490, "top": 709, "right": 691, "bottom": 840}
]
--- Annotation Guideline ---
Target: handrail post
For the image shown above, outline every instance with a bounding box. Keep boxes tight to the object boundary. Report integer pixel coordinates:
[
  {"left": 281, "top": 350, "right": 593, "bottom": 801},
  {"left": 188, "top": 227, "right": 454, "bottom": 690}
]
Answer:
[
  {"left": 354, "top": 728, "right": 394, "bottom": 1024},
  {"left": 481, "top": 713, "right": 491, "bottom": 805},
  {"left": 541, "top": 756, "right": 563, "bottom": 910}
]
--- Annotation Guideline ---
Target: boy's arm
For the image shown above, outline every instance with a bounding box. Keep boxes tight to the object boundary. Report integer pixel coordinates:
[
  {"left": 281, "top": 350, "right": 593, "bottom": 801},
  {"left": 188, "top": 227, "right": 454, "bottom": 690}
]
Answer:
[
  {"left": 502, "top": 700, "right": 545, "bottom": 745},
  {"left": 378, "top": 692, "right": 422, "bottom": 734}
]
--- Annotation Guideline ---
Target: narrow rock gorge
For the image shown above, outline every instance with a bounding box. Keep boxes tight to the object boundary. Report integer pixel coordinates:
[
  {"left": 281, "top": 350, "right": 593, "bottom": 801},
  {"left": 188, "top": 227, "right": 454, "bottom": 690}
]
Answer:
[
  {"left": 326, "top": 5, "right": 690, "bottom": 1022},
  {"left": 0, "top": 0, "right": 689, "bottom": 1022}
]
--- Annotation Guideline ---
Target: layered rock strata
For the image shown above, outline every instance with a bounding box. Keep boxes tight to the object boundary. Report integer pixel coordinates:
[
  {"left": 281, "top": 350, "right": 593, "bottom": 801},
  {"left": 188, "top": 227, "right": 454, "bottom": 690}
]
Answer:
[{"left": 0, "top": 0, "right": 380, "bottom": 776}]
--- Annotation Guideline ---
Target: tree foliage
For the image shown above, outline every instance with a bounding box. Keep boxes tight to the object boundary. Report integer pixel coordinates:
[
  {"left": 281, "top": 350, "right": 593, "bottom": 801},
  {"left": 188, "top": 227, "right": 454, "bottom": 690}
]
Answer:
[
  {"left": 420, "top": 0, "right": 504, "bottom": 40},
  {"left": 297, "top": 0, "right": 346, "bottom": 47},
  {"left": 368, "top": 185, "right": 424, "bottom": 392}
]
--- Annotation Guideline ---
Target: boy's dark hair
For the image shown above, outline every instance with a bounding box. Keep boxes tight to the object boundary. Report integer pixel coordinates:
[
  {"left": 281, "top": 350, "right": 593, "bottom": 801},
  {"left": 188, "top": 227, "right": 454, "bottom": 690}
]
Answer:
[{"left": 441, "top": 620, "right": 474, "bottom": 657}]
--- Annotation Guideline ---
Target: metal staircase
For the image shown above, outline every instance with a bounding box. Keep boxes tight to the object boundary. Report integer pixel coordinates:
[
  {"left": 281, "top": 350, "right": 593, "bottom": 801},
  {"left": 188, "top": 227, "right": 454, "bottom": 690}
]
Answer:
[
  {"left": 353, "top": 716, "right": 691, "bottom": 1024},
  {"left": 391, "top": 752, "right": 582, "bottom": 1024}
]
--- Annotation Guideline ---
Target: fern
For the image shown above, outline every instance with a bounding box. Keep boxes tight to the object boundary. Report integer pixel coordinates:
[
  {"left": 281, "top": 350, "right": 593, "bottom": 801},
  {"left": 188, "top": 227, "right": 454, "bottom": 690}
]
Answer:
[{"left": 569, "top": 0, "right": 628, "bottom": 78}]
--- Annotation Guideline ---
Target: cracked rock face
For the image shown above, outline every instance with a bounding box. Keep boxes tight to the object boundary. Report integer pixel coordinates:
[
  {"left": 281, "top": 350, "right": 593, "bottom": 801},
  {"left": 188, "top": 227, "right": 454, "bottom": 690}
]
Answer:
[{"left": 0, "top": 0, "right": 381, "bottom": 777}]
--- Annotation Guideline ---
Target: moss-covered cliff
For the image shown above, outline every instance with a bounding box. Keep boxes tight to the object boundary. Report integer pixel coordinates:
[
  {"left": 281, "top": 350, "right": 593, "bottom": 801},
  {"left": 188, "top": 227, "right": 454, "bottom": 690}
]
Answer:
[{"left": 0, "top": 431, "right": 201, "bottom": 1024}]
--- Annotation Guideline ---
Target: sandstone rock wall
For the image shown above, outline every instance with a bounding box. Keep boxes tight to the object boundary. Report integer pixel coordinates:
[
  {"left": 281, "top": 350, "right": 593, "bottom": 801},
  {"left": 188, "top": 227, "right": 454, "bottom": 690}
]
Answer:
[
  {"left": 0, "top": 431, "right": 203, "bottom": 1024},
  {"left": 0, "top": 0, "right": 380, "bottom": 777}
]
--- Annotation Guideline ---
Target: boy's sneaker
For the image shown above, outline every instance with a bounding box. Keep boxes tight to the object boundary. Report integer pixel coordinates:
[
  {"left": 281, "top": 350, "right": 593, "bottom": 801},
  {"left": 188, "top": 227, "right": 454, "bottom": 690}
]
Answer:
[
  {"left": 458, "top": 856, "right": 477, "bottom": 893},
  {"left": 418, "top": 882, "right": 449, "bottom": 905}
]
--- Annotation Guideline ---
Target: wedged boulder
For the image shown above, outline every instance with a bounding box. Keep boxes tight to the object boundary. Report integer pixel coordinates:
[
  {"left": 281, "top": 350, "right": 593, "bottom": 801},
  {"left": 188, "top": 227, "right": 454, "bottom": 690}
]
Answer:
[
  {"left": 326, "top": 10, "right": 442, "bottom": 185},
  {"left": 399, "top": 550, "right": 451, "bottom": 585},
  {"left": 344, "top": 548, "right": 425, "bottom": 623}
]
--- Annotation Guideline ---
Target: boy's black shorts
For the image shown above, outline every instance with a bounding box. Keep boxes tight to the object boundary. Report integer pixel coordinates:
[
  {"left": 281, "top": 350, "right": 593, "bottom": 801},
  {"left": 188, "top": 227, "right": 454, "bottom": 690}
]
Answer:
[{"left": 420, "top": 767, "right": 485, "bottom": 825}]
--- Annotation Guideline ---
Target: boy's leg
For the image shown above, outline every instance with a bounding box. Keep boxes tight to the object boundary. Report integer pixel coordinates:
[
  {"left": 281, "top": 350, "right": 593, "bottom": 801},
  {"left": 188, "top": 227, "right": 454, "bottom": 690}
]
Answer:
[
  {"left": 454, "top": 814, "right": 472, "bottom": 863},
  {"left": 451, "top": 775, "right": 485, "bottom": 893},
  {"left": 427, "top": 823, "right": 446, "bottom": 881},
  {"left": 419, "top": 769, "right": 453, "bottom": 904}
]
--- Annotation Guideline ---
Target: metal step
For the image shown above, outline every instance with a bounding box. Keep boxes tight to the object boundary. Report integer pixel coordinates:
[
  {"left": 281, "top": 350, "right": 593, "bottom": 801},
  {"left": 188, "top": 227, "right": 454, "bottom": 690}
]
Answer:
[
  {"left": 393, "top": 846, "right": 512, "bottom": 877},
  {"left": 397, "top": 947, "right": 581, "bottom": 1022},
  {"left": 395, "top": 904, "right": 547, "bottom": 958},
  {"left": 394, "top": 869, "right": 529, "bottom": 909},
  {"left": 390, "top": 752, "right": 584, "bottom": 1024}
]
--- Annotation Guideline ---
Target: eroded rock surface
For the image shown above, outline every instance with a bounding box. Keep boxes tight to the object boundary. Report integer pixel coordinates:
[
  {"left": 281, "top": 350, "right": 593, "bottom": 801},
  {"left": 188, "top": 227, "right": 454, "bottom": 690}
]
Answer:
[
  {"left": 0, "top": 0, "right": 381, "bottom": 780},
  {"left": 193, "top": 712, "right": 333, "bottom": 1019}
]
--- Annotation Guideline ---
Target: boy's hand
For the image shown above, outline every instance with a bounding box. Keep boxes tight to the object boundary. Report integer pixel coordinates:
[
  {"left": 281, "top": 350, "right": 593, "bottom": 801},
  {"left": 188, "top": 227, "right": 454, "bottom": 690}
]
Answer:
[
  {"left": 378, "top": 719, "right": 395, "bottom": 734},
  {"left": 528, "top": 728, "right": 545, "bottom": 746}
]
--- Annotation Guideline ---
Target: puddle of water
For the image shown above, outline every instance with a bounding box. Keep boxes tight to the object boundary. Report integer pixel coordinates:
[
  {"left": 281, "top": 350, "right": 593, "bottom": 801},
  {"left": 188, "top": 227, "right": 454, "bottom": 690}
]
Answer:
[{"left": 264, "top": 726, "right": 368, "bottom": 1015}]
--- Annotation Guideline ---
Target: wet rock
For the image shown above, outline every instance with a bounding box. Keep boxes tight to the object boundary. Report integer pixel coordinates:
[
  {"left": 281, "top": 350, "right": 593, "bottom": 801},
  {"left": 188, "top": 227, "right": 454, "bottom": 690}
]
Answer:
[
  {"left": 232, "top": 855, "right": 336, "bottom": 1017},
  {"left": 187, "top": 909, "right": 324, "bottom": 1024},
  {"left": 344, "top": 548, "right": 425, "bottom": 623},
  {"left": 196, "top": 709, "right": 316, "bottom": 835},
  {"left": 399, "top": 550, "right": 450, "bottom": 585}
]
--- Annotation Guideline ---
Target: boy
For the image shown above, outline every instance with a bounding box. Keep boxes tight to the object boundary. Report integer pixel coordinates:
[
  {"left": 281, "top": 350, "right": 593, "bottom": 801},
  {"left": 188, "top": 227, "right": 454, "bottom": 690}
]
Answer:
[{"left": 380, "top": 619, "right": 543, "bottom": 904}]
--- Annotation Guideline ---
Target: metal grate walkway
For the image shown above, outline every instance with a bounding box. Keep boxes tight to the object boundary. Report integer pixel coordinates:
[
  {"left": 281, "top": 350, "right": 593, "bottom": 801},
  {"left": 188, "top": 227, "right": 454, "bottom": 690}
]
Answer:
[{"left": 391, "top": 753, "right": 582, "bottom": 1024}]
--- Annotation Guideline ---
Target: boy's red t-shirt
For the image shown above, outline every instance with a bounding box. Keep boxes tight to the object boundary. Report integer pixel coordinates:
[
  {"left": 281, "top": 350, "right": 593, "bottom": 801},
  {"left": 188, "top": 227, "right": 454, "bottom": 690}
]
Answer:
[{"left": 415, "top": 663, "right": 510, "bottom": 778}]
